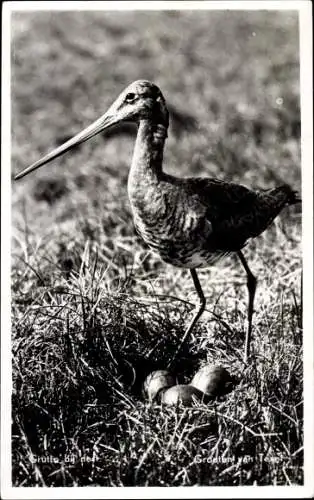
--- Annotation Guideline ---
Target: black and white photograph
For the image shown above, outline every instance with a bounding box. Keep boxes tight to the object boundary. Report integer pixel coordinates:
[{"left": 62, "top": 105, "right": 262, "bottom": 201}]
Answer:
[{"left": 1, "top": 0, "right": 313, "bottom": 497}]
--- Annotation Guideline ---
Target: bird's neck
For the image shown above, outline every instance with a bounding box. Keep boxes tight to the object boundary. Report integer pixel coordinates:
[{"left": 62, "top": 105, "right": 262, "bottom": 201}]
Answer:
[{"left": 128, "top": 119, "right": 168, "bottom": 194}]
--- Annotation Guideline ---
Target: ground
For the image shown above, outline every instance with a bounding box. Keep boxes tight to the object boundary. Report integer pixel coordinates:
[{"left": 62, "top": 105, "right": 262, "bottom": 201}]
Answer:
[{"left": 11, "top": 10, "right": 302, "bottom": 486}]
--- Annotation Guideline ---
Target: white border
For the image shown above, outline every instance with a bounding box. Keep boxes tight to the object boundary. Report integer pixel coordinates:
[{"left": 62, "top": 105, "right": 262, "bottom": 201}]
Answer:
[
  {"left": 300, "top": 0, "right": 314, "bottom": 497},
  {"left": 1, "top": 1, "right": 13, "bottom": 498},
  {"left": 4, "top": 0, "right": 313, "bottom": 11},
  {"left": 1, "top": 1, "right": 313, "bottom": 499}
]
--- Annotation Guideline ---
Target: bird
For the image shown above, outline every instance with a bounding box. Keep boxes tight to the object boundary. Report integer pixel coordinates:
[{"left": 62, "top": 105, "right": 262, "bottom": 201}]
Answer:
[{"left": 14, "top": 79, "right": 300, "bottom": 364}]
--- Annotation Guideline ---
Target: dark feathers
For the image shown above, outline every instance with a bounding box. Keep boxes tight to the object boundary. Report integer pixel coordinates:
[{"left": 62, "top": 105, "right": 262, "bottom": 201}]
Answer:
[{"left": 167, "top": 176, "right": 301, "bottom": 253}]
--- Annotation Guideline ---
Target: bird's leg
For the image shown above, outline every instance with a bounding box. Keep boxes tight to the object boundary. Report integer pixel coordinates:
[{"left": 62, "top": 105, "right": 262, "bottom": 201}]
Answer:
[
  {"left": 237, "top": 250, "right": 257, "bottom": 363},
  {"left": 168, "top": 269, "right": 206, "bottom": 366}
]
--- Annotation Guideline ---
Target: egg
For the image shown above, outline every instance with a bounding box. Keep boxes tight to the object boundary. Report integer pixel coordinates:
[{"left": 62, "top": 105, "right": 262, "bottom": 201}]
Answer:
[
  {"left": 143, "top": 370, "right": 176, "bottom": 402},
  {"left": 161, "top": 384, "right": 205, "bottom": 406},
  {"left": 191, "top": 364, "right": 233, "bottom": 397}
]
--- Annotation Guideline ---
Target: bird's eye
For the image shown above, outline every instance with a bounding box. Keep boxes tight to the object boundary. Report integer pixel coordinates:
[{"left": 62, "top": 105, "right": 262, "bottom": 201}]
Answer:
[{"left": 125, "top": 92, "right": 136, "bottom": 103}]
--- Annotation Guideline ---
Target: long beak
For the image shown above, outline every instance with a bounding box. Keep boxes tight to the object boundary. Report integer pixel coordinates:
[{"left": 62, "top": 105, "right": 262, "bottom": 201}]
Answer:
[{"left": 14, "top": 109, "right": 120, "bottom": 180}]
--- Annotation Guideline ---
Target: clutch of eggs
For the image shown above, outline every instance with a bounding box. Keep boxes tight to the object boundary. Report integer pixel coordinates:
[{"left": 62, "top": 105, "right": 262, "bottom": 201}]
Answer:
[{"left": 143, "top": 364, "right": 234, "bottom": 406}]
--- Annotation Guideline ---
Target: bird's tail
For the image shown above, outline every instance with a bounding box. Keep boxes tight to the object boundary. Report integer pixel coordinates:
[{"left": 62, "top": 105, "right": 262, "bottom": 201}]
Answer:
[{"left": 270, "top": 184, "right": 301, "bottom": 206}]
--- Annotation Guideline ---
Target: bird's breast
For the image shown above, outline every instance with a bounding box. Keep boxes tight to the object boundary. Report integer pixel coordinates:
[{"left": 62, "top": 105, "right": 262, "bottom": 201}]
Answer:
[{"left": 128, "top": 186, "right": 221, "bottom": 268}]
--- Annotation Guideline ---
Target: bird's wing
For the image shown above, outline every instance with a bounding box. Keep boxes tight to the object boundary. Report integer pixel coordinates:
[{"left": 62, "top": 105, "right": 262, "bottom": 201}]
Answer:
[{"left": 179, "top": 177, "right": 277, "bottom": 251}]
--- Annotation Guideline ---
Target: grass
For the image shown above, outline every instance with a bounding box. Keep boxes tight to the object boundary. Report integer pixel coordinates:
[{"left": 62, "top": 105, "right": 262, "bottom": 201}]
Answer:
[{"left": 11, "top": 10, "right": 302, "bottom": 486}]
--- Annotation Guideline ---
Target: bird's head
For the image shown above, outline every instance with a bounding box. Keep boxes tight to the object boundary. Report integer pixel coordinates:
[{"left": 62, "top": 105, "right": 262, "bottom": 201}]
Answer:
[
  {"left": 14, "top": 80, "right": 169, "bottom": 180},
  {"left": 107, "top": 80, "right": 169, "bottom": 126}
]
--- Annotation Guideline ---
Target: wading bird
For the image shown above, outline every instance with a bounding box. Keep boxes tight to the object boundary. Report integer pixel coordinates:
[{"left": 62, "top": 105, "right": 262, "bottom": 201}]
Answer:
[{"left": 15, "top": 80, "right": 300, "bottom": 363}]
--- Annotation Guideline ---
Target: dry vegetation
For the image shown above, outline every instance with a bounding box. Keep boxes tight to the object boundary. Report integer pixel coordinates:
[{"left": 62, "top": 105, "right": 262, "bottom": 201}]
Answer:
[{"left": 11, "top": 10, "right": 302, "bottom": 486}]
